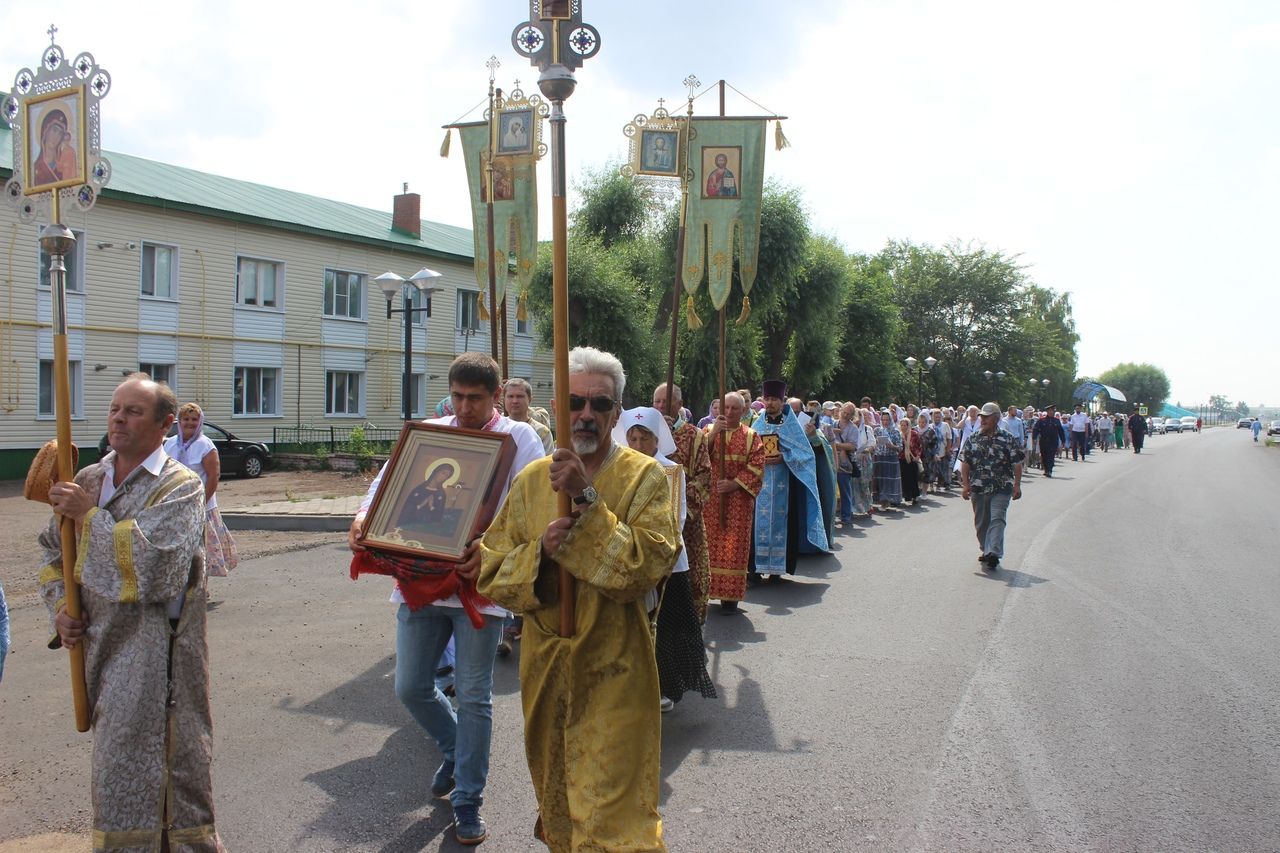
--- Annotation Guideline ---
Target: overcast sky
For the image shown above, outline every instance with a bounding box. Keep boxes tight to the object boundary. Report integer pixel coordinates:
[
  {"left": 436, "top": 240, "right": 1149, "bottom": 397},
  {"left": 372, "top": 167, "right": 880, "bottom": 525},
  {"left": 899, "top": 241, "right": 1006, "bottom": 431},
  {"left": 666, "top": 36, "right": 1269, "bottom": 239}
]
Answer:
[{"left": 5, "top": 1, "right": 1276, "bottom": 409}]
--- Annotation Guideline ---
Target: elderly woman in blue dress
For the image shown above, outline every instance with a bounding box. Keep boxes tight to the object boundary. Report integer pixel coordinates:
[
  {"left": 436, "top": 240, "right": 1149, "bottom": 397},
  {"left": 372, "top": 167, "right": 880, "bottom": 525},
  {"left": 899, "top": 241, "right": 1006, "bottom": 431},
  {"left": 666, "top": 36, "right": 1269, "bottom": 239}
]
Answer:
[{"left": 163, "top": 402, "right": 239, "bottom": 578}]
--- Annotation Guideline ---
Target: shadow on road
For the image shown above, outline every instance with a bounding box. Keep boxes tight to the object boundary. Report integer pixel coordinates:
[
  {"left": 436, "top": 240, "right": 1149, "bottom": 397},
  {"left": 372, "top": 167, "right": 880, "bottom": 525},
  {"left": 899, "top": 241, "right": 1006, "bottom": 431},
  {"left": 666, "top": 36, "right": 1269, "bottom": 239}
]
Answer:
[
  {"left": 301, "top": 726, "right": 456, "bottom": 852},
  {"left": 973, "top": 568, "right": 1050, "bottom": 589}
]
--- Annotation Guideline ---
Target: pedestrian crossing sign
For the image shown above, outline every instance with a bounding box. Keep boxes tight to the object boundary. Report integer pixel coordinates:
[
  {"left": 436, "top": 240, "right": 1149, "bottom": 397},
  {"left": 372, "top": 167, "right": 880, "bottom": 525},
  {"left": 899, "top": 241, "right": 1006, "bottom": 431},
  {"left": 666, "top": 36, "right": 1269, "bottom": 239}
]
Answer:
[{"left": 1139, "top": 405, "right": 1148, "bottom": 416}]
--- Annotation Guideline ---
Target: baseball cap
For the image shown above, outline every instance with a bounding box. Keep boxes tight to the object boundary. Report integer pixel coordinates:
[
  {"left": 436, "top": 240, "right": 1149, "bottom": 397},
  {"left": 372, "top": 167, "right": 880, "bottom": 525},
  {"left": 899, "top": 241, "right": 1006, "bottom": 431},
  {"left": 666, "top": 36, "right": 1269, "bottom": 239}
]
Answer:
[{"left": 979, "top": 402, "right": 1001, "bottom": 417}]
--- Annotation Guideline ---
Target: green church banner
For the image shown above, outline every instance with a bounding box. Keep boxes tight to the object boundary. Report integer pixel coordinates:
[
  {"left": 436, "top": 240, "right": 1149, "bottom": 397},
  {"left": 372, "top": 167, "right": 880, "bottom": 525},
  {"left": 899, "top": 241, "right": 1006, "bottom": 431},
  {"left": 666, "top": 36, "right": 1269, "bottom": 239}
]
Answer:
[
  {"left": 456, "top": 121, "right": 538, "bottom": 309},
  {"left": 682, "top": 117, "right": 768, "bottom": 312}
]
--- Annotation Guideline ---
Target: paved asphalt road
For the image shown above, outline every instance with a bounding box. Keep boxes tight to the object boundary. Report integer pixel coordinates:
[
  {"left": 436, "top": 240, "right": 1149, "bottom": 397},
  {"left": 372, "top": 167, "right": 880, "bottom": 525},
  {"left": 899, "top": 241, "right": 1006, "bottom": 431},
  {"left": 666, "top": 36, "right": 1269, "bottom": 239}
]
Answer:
[{"left": 2, "top": 428, "right": 1277, "bottom": 852}]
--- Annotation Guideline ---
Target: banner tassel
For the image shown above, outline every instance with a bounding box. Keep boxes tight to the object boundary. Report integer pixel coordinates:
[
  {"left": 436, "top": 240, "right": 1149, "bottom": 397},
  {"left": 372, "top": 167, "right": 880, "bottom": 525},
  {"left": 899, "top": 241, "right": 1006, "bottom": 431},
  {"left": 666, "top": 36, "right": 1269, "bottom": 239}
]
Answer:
[
  {"left": 516, "top": 292, "right": 528, "bottom": 323},
  {"left": 439, "top": 129, "right": 452, "bottom": 158},
  {"left": 735, "top": 295, "right": 751, "bottom": 325},
  {"left": 686, "top": 295, "right": 703, "bottom": 329},
  {"left": 774, "top": 121, "right": 790, "bottom": 152},
  {"left": 477, "top": 291, "right": 490, "bottom": 322}
]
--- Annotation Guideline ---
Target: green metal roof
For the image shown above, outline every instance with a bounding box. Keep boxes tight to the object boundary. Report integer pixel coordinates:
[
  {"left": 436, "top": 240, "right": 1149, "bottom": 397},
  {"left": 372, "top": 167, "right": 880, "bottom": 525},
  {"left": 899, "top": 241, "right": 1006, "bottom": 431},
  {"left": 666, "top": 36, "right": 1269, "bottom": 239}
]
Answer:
[{"left": 0, "top": 127, "right": 473, "bottom": 262}]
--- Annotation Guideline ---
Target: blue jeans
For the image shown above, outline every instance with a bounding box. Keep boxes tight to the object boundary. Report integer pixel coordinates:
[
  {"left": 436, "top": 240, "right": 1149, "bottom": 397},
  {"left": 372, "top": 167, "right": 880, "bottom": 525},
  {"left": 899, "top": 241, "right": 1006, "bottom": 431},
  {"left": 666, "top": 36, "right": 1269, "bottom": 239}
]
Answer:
[
  {"left": 395, "top": 603, "right": 502, "bottom": 808},
  {"left": 836, "top": 470, "right": 855, "bottom": 522},
  {"left": 971, "top": 488, "right": 1013, "bottom": 560}
]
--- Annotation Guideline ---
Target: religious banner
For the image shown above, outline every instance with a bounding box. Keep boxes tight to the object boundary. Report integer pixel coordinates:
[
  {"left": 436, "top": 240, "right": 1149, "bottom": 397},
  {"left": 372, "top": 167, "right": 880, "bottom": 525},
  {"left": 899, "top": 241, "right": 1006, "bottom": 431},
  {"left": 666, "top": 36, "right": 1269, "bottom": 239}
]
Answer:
[
  {"left": 681, "top": 117, "right": 768, "bottom": 317},
  {"left": 445, "top": 84, "right": 544, "bottom": 320}
]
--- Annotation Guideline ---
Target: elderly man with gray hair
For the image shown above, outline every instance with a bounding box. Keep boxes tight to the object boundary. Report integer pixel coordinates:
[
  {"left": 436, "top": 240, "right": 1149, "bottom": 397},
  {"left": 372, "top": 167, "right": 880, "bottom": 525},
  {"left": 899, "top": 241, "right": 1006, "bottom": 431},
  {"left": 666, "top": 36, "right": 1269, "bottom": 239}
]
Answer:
[{"left": 479, "top": 346, "right": 679, "bottom": 852}]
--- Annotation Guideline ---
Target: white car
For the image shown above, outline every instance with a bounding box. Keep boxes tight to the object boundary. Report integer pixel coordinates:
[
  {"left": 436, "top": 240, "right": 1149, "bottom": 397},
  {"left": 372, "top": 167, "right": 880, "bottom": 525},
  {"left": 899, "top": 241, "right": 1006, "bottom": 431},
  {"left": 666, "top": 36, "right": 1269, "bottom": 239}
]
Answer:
[
  {"left": 1180, "top": 416, "right": 1198, "bottom": 432},
  {"left": 1150, "top": 417, "right": 1166, "bottom": 434}
]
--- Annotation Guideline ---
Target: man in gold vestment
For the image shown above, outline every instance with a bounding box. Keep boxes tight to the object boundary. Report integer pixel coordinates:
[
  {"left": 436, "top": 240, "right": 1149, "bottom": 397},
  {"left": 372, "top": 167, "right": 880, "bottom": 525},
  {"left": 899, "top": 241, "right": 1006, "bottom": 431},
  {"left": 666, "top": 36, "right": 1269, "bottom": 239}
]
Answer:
[{"left": 479, "top": 347, "right": 678, "bottom": 853}]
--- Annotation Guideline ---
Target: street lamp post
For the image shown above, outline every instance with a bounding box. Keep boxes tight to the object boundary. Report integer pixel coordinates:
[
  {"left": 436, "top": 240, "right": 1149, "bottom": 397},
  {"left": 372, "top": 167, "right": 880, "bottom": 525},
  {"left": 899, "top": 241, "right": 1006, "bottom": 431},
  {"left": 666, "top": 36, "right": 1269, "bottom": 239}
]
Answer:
[
  {"left": 1029, "top": 377, "right": 1050, "bottom": 406},
  {"left": 984, "top": 369, "right": 1006, "bottom": 402},
  {"left": 903, "top": 355, "right": 937, "bottom": 407},
  {"left": 375, "top": 268, "right": 443, "bottom": 421}
]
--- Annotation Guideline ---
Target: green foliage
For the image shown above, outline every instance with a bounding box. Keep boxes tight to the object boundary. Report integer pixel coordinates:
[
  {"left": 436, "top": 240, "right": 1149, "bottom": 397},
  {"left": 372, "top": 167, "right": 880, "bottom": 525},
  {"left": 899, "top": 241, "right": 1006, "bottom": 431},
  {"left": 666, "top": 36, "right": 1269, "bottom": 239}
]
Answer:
[
  {"left": 571, "top": 162, "right": 661, "bottom": 248},
  {"left": 877, "top": 240, "right": 1079, "bottom": 408},
  {"left": 823, "top": 253, "right": 902, "bottom": 402},
  {"left": 1097, "top": 363, "right": 1172, "bottom": 415},
  {"left": 784, "top": 235, "right": 852, "bottom": 396},
  {"left": 343, "top": 425, "right": 376, "bottom": 472},
  {"left": 527, "top": 234, "right": 663, "bottom": 404},
  {"left": 312, "top": 446, "right": 331, "bottom": 470}
]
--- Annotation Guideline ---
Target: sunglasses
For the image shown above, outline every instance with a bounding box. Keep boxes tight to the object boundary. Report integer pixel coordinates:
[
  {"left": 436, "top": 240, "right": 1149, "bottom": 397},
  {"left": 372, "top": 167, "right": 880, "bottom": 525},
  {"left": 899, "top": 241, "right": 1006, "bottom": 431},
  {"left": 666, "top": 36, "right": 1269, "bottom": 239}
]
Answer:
[{"left": 568, "top": 394, "right": 618, "bottom": 413}]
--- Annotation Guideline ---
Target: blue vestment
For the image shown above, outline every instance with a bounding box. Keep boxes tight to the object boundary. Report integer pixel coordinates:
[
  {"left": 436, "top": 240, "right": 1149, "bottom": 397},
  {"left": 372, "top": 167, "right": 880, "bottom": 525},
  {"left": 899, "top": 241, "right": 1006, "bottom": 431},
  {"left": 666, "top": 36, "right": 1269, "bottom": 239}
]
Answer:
[{"left": 752, "top": 410, "right": 830, "bottom": 574}]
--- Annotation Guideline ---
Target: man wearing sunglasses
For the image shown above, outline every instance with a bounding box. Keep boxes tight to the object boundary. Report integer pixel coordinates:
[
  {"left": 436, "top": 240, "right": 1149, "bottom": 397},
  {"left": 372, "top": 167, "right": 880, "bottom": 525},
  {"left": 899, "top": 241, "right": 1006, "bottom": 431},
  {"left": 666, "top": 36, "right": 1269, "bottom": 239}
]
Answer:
[
  {"left": 349, "top": 352, "right": 544, "bottom": 846},
  {"left": 478, "top": 346, "right": 679, "bottom": 853}
]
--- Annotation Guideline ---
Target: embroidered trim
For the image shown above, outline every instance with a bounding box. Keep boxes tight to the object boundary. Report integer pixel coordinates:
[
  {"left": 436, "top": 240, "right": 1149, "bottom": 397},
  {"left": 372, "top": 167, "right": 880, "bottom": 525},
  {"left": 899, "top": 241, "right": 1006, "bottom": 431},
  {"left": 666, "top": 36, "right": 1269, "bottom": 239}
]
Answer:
[
  {"left": 114, "top": 519, "right": 138, "bottom": 603},
  {"left": 74, "top": 507, "right": 100, "bottom": 584},
  {"left": 38, "top": 562, "right": 62, "bottom": 586}
]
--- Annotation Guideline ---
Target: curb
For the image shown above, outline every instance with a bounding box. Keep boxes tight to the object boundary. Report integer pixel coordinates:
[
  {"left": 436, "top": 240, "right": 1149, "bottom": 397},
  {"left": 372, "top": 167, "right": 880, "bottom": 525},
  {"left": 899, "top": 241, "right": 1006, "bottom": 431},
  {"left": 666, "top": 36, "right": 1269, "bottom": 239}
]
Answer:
[{"left": 221, "top": 513, "right": 351, "bottom": 533}]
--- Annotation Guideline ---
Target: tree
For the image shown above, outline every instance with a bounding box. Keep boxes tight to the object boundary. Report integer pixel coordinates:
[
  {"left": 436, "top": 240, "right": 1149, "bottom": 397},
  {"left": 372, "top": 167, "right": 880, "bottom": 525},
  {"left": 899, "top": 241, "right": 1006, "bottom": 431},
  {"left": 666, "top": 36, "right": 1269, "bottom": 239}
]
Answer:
[
  {"left": 1097, "top": 363, "right": 1171, "bottom": 415},
  {"left": 822, "top": 253, "right": 901, "bottom": 402},
  {"left": 570, "top": 162, "right": 661, "bottom": 249}
]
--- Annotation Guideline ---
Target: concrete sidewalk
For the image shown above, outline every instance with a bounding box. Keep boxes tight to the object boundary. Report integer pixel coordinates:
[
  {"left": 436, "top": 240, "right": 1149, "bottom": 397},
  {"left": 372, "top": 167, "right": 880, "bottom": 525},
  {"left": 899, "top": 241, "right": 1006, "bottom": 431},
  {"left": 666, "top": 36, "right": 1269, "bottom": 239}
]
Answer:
[{"left": 221, "top": 496, "right": 361, "bottom": 532}]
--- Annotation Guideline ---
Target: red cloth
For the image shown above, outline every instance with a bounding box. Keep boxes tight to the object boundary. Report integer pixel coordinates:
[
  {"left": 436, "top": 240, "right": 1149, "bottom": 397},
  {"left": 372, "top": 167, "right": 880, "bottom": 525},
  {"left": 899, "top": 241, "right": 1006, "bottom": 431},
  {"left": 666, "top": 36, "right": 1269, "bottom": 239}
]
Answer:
[{"left": 349, "top": 551, "right": 492, "bottom": 628}]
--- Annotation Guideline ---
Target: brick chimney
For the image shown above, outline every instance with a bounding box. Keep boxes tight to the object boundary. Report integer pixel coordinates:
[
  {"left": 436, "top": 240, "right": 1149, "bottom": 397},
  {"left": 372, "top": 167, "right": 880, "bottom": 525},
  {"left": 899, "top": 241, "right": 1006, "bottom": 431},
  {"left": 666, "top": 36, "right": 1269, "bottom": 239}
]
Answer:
[{"left": 392, "top": 183, "right": 421, "bottom": 238}]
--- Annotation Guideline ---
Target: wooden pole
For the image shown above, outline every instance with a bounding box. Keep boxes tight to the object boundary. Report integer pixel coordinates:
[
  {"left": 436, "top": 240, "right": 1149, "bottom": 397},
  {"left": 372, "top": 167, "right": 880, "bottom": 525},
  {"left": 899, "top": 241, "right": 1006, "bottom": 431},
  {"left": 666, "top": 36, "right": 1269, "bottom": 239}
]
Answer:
[
  {"left": 716, "top": 80, "right": 728, "bottom": 528},
  {"left": 500, "top": 294, "right": 510, "bottom": 380},
  {"left": 45, "top": 194, "right": 91, "bottom": 732},
  {"left": 548, "top": 97, "right": 575, "bottom": 638},
  {"left": 664, "top": 189, "right": 688, "bottom": 420}
]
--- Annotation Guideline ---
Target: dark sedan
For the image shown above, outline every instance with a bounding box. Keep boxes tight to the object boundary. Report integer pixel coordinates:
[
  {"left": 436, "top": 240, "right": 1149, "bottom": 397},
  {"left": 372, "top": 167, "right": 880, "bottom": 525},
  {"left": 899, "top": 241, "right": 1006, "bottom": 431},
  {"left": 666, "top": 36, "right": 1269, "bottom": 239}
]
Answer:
[{"left": 99, "top": 421, "right": 272, "bottom": 478}]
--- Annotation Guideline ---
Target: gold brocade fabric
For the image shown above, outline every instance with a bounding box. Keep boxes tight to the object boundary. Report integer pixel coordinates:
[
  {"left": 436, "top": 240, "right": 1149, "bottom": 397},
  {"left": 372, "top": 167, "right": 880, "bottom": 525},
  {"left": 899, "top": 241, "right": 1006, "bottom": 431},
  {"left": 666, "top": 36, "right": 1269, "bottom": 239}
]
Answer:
[
  {"left": 38, "top": 456, "right": 222, "bottom": 852},
  {"left": 478, "top": 445, "right": 678, "bottom": 853}
]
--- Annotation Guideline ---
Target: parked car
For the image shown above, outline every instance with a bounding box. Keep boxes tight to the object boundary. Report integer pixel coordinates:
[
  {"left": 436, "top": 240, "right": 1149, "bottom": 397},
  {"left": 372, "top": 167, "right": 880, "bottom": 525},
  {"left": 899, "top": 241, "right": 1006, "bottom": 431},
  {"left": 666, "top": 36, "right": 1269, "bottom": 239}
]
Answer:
[
  {"left": 1164, "top": 418, "right": 1183, "bottom": 433},
  {"left": 1150, "top": 417, "right": 1166, "bottom": 434},
  {"left": 1180, "top": 416, "right": 1198, "bottom": 432},
  {"left": 1269, "top": 420, "right": 1280, "bottom": 436},
  {"left": 1238, "top": 418, "right": 1255, "bottom": 429},
  {"left": 98, "top": 420, "right": 272, "bottom": 478}
]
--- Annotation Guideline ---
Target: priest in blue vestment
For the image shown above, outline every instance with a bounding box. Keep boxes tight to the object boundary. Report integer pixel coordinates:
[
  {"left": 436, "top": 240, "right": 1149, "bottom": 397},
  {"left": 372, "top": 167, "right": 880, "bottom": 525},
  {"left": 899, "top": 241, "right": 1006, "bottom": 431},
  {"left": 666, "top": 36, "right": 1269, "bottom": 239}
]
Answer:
[{"left": 751, "top": 380, "right": 831, "bottom": 581}]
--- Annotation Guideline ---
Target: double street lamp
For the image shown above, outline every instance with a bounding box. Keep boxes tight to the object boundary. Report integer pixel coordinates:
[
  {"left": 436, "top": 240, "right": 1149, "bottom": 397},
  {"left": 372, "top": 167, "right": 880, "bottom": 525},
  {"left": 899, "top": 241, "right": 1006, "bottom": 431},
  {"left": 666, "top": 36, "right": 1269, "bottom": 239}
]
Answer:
[
  {"left": 904, "top": 355, "right": 937, "bottom": 406},
  {"left": 375, "top": 267, "right": 444, "bottom": 421},
  {"left": 983, "top": 369, "right": 1006, "bottom": 401},
  {"left": 1028, "top": 377, "right": 1050, "bottom": 406}
]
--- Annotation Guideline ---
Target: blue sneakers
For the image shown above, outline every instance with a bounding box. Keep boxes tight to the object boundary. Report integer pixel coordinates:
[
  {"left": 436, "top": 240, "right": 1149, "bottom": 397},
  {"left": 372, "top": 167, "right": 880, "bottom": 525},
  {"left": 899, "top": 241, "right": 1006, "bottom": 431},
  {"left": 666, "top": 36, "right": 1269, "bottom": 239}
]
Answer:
[
  {"left": 430, "top": 760, "right": 455, "bottom": 800},
  {"left": 453, "top": 803, "right": 488, "bottom": 845}
]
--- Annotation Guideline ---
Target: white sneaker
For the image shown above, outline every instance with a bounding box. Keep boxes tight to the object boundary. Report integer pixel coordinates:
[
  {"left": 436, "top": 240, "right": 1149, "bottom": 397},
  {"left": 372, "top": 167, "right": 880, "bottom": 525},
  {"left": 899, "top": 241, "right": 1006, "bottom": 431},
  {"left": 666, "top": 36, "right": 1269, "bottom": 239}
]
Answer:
[{"left": 659, "top": 696, "right": 674, "bottom": 713}]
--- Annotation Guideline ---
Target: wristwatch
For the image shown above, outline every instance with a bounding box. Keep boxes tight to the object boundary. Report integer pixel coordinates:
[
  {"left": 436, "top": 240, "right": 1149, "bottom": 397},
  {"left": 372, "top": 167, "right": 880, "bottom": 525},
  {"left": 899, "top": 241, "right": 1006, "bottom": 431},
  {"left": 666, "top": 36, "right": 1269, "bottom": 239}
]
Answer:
[{"left": 572, "top": 485, "right": 598, "bottom": 507}]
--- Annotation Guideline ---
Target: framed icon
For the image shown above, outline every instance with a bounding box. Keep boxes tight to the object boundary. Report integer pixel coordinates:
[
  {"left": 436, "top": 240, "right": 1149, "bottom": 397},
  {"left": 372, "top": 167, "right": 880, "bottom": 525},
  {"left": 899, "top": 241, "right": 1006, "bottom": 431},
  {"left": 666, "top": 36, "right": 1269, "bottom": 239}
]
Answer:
[
  {"left": 497, "top": 108, "right": 534, "bottom": 156},
  {"left": 358, "top": 422, "right": 515, "bottom": 562},
  {"left": 24, "top": 85, "right": 86, "bottom": 195},
  {"left": 638, "top": 129, "right": 679, "bottom": 177}
]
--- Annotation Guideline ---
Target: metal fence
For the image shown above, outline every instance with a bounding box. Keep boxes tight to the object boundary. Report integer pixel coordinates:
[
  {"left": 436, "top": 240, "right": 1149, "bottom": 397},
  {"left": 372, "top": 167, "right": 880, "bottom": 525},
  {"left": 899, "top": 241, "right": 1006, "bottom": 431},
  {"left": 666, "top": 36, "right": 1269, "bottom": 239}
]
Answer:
[{"left": 271, "top": 425, "right": 402, "bottom": 451}]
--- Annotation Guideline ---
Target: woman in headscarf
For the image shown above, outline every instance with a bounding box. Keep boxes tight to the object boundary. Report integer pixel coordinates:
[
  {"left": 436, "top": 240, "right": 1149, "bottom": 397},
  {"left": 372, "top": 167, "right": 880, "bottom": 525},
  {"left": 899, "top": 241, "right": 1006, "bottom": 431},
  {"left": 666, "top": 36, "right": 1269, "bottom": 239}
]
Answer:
[
  {"left": 851, "top": 407, "right": 876, "bottom": 516},
  {"left": 899, "top": 415, "right": 922, "bottom": 505},
  {"left": 613, "top": 406, "right": 716, "bottom": 712},
  {"left": 696, "top": 398, "right": 720, "bottom": 429},
  {"left": 872, "top": 408, "right": 903, "bottom": 510},
  {"left": 163, "top": 402, "right": 239, "bottom": 578}
]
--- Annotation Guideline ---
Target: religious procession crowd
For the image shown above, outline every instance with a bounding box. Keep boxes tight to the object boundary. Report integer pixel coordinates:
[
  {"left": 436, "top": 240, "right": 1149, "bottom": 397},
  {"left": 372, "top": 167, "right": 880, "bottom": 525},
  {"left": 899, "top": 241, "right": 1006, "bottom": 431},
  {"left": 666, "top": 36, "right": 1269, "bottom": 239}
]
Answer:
[{"left": 25, "top": 348, "right": 1155, "bottom": 852}]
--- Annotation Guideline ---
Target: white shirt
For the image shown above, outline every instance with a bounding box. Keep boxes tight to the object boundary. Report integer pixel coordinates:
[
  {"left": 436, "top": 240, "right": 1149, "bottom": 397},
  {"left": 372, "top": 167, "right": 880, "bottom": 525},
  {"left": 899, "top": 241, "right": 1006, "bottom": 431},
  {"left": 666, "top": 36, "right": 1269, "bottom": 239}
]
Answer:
[
  {"left": 1069, "top": 412, "right": 1090, "bottom": 432},
  {"left": 163, "top": 433, "right": 218, "bottom": 509},
  {"left": 358, "top": 412, "right": 545, "bottom": 617}
]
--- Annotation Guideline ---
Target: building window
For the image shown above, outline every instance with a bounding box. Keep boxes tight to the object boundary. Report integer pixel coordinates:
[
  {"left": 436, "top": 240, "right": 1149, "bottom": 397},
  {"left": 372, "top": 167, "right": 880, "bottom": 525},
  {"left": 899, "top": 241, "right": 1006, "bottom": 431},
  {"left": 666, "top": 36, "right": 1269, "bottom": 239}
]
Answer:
[
  {"left": 236, "top": 257, "right": 281, "bottom": 308},
  {"left": 139, "top": 362, "right": 175, "bottom": 388},
  {"left": 516, "top": 314, "right": 530, "bottom": 335},
  {"left": 141, "top": 243, "right": 177, "bottom": 299},
  {"left": 409, "top": 286, "right": 432, "bottom": 326},
  {"left": 38, "top": 359, "right": 83, "bottom": 418},
  {"left": 323, "top": 269, "right": 365, "bottom": 320},
  {"left": 457, "top": 290, "right": 480, "bottom": 331},
  {"left": 409, "top": 373, "right": 426, "bottom": 417},
  {"left": 325, "top": 371, "right": 363, "bottom": 416},
  {"left": 233, "top": 366, "right": 280, "bottom": 416},
  {"left": 38, "top": 228, "right": 84, "bottom": 292}
]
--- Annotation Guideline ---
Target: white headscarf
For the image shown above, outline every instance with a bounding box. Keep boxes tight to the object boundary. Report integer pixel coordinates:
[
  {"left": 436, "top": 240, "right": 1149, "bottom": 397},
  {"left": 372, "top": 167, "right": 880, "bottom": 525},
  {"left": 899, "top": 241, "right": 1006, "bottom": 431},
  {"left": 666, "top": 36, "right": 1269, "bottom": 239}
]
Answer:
[{"left": 612, "top": 406, "right": 678, "bottom": 460}]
